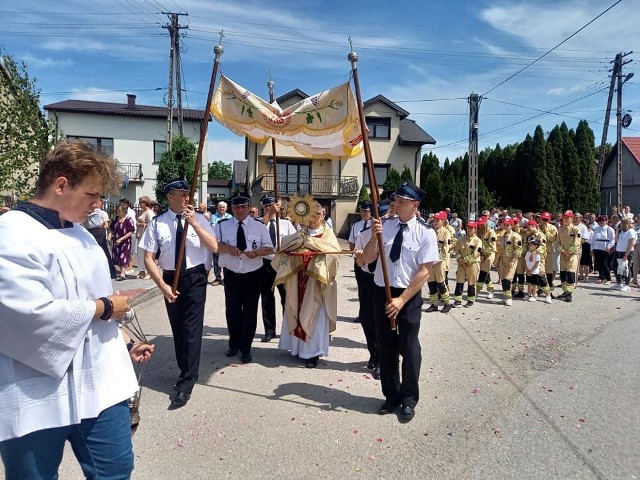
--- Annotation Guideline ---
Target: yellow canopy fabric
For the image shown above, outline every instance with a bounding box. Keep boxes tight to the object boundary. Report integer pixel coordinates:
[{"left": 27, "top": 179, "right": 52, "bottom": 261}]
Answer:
[{"left": 211, "top": 75, "right": 363, "bottom": 159}]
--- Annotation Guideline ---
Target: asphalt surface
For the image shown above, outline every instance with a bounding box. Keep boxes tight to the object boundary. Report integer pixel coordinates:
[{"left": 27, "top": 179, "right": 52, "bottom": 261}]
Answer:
[{"left": 9, "top": 255, "right": 640, "bottom": 480}]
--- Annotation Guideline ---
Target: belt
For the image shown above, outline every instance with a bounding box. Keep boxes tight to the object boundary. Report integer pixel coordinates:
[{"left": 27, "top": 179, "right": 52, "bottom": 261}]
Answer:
[{"left": 163, "top": 264, "right": 206, "bottom": 276}]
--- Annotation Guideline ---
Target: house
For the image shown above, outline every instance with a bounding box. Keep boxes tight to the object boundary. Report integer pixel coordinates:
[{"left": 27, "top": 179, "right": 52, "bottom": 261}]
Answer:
[
  {"left": 44, "top": 95, "right": 210, "bottom": 205},
  {"left": 207, "top": 178, "right": 232, "bottom": 199},
  {"left": 245, "top": 90, "right": 435, "bottom": 235},
  {"left": 600, "top": 137, "right": 640, "bottom": 215}
]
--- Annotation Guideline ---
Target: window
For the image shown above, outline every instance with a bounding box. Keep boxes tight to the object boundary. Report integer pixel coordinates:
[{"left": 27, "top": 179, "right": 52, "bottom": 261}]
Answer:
[
  {"left": 277, "top": 162, "right": 311, "bottom": 194},
  {"left": 154, "top": 140, "right": 166, "bottom": 164},
  {"left": 66, "top": 136, "right": 113, "bottom": 155},
  {"left": 365, "top": 117, "right": 391, "bottom": 139},
  {"left": 362, "top": 164, "right": 390, "bottom": 187}
]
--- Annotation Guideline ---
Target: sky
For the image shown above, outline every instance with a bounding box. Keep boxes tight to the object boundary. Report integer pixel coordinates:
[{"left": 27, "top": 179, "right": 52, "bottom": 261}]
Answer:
[{"left": 1, "top": 0, "right": 638, "bottom": 167}]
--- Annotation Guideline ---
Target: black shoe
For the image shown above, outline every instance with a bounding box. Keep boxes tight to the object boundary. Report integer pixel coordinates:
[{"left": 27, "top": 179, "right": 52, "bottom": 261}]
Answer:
[
  {"left": 225, "top": 347, "right": 239, "bottom": 357},
  {"left": 441, "top": 303, "right": 453, "bottom": 314},
  {"left": 169, "top": 391, "right": 190, "bottom": 410},
  {"left": 453, "top": 301, "right": 463, "bottom": 308},
  {"left": 564, "top": 293, "right": 572, "bottom": 303},
  {"left": 372, "top": 365, "right": 380, "bottom": 380},
  {"left": 305, "top": 356, "right": 319, "bottom": 368},
  {"left": 513, "top": 291, "right": 525, "bottom": 298},
  {"left": 261, "top": 334, "right": 274, "bottom": 343},
  {"left": 464, "top": 301, "right": 474, "bottom": 308},
  {"left": 367, "top": 356, "right": 377, "bottom": 369},
  {"left": 240, "top": 352, "right": 253, "bottom": 364},
  {"left": 425, "top": 304, "right": 439, "bottom": 313},
  {"left": 399, "top": 404, "right": 415, "bottom": 422},
  {"left": 557, "top": 291, "right": 568, "bottom": 299},
  {"left": 378, "top": 399, "right": 400, "bottom": 415}
]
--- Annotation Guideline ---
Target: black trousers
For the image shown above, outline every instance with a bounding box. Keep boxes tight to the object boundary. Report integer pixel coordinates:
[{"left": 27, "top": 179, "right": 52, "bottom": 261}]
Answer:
[
  {"left": 593, "top": 249, "right": 611, "bottom": 281},
  {"left": 373, "top": 285, "right": 422, "bottom": 408},
  {"left": 162, "top": 265, "right": 207, "bottom": 394},
  {"left": 358, "top": 271, "right": 378, "bottom": 363},
  {"left": 354, "top": 261, "right": 369, "bottom": 320},
  {"left": 212, "top": 253, "right": 222, "bottom": 281},
  {"left": 223, "top": 268, "right": 262, "bottom": 354},
  {"left": 88, "top": 226, "right": 116, "bottom": 278},
  {"left": 260, "top": 259, "right": 286, "bottom": 336}
]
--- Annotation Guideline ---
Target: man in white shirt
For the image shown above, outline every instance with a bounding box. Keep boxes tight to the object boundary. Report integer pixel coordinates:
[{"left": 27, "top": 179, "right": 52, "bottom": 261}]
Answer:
[
  {"left": 214, "top": 196, "right": 273, "bottom": 364},
  {"left": 613, "top": 218, "right": 637, "bottom": 291},
  {"left": 139, "top": 179, "right": 215, "bottom": 409}
]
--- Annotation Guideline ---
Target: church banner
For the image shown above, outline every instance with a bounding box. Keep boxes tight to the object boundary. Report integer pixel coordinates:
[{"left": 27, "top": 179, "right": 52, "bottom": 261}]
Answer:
[{"left": 211, "top": 75, "right": 363, "bottom": 159}]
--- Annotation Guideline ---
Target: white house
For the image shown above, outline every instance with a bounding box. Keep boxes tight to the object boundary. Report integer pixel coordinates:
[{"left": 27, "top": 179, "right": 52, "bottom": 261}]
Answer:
[
  {"left": 245, "top": 90, "right": 435, "bottom": 236},
  {"left": 44, "top": 94, "right": 210, "bottom": 205}
]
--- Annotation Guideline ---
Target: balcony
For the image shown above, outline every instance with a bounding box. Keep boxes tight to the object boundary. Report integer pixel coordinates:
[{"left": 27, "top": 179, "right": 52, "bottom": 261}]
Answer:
[
  {"left": 118, "top": 162, "right": 144, "bottom": 186},
  {"left": 251, "top": 174, "right": 359, "bottom": 198}
]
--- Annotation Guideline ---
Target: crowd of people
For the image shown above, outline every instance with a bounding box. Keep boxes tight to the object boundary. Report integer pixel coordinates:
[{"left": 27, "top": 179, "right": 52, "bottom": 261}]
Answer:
[{"left": 1, "top": 139, "right": 639, "bottom": 478}]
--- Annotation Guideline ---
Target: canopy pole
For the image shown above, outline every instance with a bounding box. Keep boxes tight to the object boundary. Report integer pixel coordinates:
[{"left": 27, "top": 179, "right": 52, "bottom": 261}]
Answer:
[
  {"left": 172, "top": 32, "right": 224, "bottom": 293},
  {"left": 348, "top": 38, "right": 395, "bottom": 330},
  {"left": 267, "top": 70, "right": 281, "bottom": 250}
]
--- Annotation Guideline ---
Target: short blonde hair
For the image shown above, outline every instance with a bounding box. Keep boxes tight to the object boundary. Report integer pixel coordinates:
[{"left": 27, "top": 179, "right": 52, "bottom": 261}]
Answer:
[{"left": 138, "top": 195, "right": 153, "bottom": 207}]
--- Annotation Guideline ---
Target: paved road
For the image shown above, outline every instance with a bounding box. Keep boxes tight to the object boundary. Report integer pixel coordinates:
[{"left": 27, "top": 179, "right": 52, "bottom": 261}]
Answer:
[{"left": 19, "top": 259, "right": 640, "bottom": 479}]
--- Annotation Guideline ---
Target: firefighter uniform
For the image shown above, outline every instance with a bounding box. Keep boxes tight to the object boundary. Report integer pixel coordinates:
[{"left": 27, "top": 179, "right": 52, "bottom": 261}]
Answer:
[
  {"left": 426, "top": 211, "right": 454, "bottom": 313},
  {"left": 557, "top": 210, "right": 581, "bottom": 301},
  {"left": 496, "top": 218, "right": 523, "bottom": 305},
  {"left": 476, "top": 219, "right": 497, "bottom": 297},
  {"left": 453, "top": 222, "right": 483, "bottom": 307},
  {"left": 539, "top": 212, "right": 559, "bottom": 288}
]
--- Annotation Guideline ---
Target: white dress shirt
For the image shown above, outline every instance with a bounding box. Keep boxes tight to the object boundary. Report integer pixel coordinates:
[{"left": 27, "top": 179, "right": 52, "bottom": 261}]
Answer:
[
  {"left": 264, "top": 217, "right": 297, "bottom": 260},
  {"left": 139, "top": 210, "right": 214, "bottom": 270},
  {"left": 215, "top": 216, "right": 272, "bottom": 273},
  {"left": 373, "top": 216, "right": 439, "bottom": 289},
  {"left": 349, "top": 218, "right": 371, "bottom": 245}
]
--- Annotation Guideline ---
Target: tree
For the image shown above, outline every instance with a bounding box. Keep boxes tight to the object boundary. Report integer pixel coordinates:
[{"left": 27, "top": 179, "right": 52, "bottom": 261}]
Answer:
[
  {"left": 154, "top": 135, "right": 197, "bottom": 209},
  {"left": 400, "top": 166, "right": 413, "bottom": 183},
  {"left": 357, "top": 185, "right": 370, "bottom": 206},
  {"left": 0, "top": 52, "right": 55, "bottom": 201},
  {"left": 382, "top": 167, "right": 402, "bottom": 192},
  {"left": 573, "top": 120, "right": 599, "bottom": 212},
  {"left": 208, "top": 160, "right": 232, "bottom": 180}
]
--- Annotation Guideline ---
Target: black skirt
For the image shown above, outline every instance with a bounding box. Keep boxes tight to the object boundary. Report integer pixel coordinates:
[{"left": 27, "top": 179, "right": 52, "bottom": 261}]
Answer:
[{"left": 580, "top": 242, "right": 592, "bottom": 266}]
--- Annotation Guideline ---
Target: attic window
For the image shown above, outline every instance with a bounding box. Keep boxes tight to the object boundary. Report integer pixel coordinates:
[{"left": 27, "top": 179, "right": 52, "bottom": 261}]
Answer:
[{"left": 365, "top": 117, "right": 390, "bottom": 139}]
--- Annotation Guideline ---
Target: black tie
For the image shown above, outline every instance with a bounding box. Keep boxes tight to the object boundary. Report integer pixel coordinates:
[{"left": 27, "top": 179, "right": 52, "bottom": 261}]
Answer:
[
  {"left": 269, "top": 219, "right": 277, "bottom": 246},
  {"left": 389, "top": 223, "right": 407, "bottom": 262},
  {"left": 175, "top": 214, "right": 186, "bottom": 270},
  {"left": 237, "top": 221, "right": 247, "bottom": 251}
]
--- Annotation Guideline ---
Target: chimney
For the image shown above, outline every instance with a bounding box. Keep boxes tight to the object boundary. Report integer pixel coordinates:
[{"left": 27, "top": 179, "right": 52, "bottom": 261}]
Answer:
[{"left": 127, "top": 94, "right": 136, "bottom": 109}]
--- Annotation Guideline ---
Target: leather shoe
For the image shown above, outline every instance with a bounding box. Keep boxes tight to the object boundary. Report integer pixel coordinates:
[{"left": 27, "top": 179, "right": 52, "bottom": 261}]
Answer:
[
  {"left": 399, "top": 404, "right": 415, "bottom": 422},
  {"left": 261, "top": 334, "right": 274, "bottom": 343},
  {"left": 378, "top": 399, "right": 400, "bottom": 415},
  {"left": 305, "top": 356, "right": 319, "bottom": 368},
  {"left": 169, "top": 391, "right": 190, "bottom": 410},
  {"left": 372, "top": 365, "right": 380, "bottom": 380},
  {"left": 225, "top": 347, "right": 239, "bottom": 357},
  {"left": 240, "top": 352, "right": 253, "bottom": 364}
]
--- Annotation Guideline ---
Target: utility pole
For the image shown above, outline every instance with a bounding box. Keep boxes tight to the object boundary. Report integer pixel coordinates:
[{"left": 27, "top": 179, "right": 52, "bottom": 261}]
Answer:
[
  {"left": 596, "top": 53, "right": 619, "bottom": 185},
  {"left": 467, "top": 93, "right": 481, "bottom": 222},
  {"left": 162, "top": 12, "right": 188, "bottom": 149},
  {"left": 615, "top": 51, "right": 633, "bottom": 214}
]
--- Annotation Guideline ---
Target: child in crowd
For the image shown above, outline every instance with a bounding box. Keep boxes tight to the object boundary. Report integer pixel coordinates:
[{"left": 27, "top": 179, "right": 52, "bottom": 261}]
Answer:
[{"left": 525, "top": 238, "right": 541, "bottom": 301}]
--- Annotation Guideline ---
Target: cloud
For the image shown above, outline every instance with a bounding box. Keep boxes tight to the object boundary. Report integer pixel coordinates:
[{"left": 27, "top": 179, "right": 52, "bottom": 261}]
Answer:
[
  {"left": 546, "top": 84, "right": 587, "bottom": 96},
  {"left": 20, "top": 53, "right": 73, "bottom": 69},
  {"left": 207, "top": 132, "right": 245, "bottom": 164},
  {"left": 66, "top": 88, "right": 129, "bottom": 103},
  {"left": 42, "top": 39, "right": 159, "bottom": 62}
]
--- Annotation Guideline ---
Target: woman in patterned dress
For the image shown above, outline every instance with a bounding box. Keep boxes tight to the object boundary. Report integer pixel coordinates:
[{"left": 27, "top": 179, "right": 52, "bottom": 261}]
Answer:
[{"left": 111, "top": 204, "right": 135, "bottom": 280}]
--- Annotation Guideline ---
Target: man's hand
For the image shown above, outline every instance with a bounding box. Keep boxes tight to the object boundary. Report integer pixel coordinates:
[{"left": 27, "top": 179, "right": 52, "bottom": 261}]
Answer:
[
  {"left": 130, "top": 342, "right": 155, "bottom": 363},
  {"left": 385, "top": 296, "right": 406, "bottom": 320},
  {"left": 110, "top": 295, "right": 131, "bottom": 319},
  {"left": 160, "top": 283, "right": 179, "bottom": 303}
]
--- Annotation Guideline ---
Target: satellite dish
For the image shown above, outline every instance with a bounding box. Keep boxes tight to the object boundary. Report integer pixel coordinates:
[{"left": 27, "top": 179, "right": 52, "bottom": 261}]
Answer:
[{"left": 622, "top": 113, "right": 632, "bottom": 128}]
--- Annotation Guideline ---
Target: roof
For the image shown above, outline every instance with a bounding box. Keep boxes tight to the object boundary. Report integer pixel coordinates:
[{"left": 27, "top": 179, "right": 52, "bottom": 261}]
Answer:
[
  {"left": 363, "top": 94, "right": 410, "bottom": 119},
  {"left": 233, "top": 160, "right": 247, "bottom": 185},
  {"left": 604, "top": 137, "right": 640, "bottom": 171},
  {"left": 399, "top": 119, "right": 436, "bottom": 146},
  {"left": 44, "top": 98, "right": 209, "bottom": 122},
  {"left": 207, "top": 179, "right": 231, "bottom": 187},
  {"left": 276, "top": 89, "right": 308, "bottom": 104}
]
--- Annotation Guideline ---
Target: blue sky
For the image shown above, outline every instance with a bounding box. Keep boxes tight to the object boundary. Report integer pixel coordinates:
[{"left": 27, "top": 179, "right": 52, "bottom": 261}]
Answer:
[{"left": 1, "top": 0, "right": 638, "bottom": 166}]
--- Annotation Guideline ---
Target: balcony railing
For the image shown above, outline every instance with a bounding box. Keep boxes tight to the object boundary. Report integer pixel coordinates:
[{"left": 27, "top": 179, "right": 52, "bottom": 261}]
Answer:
[
  {"left": 118, "top": 163, "right": 144, "bottom": 184},
  {"left": 253, "top": 174, "right": 359, "bottom": 198}
]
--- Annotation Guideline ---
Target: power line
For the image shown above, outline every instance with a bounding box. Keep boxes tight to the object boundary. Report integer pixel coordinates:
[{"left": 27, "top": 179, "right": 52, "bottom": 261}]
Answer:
[{"left": 480, "top": 0, "right": 623, "bottom": 96}]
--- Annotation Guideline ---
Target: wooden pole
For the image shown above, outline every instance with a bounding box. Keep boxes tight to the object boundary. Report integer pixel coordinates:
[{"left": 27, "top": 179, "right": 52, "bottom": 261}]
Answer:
[
  {"left": 348, "top": 41, "right": 395, "bottom": 330},
  {"left": 172, "top": 32, "right": 224, "bottom": 293},
  {"left": 268, "top": 73, "right": 281, "bottom": 250}
]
